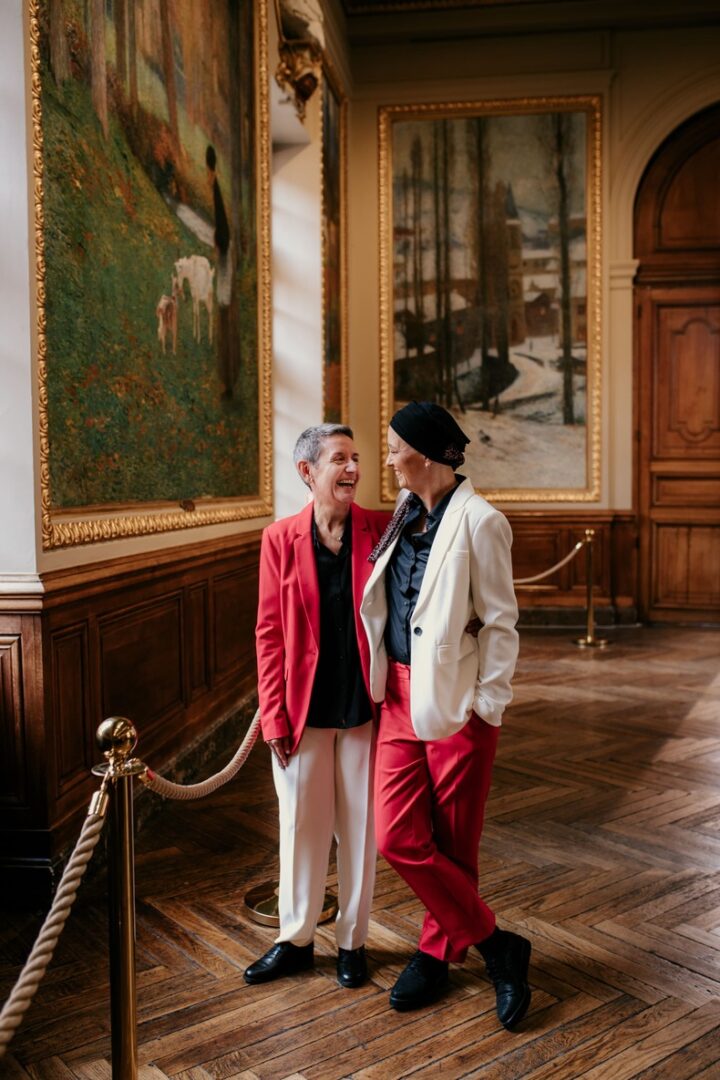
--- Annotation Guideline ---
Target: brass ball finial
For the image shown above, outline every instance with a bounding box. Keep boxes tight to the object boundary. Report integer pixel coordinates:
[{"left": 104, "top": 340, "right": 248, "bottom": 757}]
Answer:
[{"left": 96, "top": 717, "right": 138, "bottom": 763}]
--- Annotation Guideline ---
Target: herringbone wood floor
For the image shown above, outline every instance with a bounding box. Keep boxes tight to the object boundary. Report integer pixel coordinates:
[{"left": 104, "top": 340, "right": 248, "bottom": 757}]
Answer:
[{"left": 2, "top": 627, "right": 720, "bottom": 1079}]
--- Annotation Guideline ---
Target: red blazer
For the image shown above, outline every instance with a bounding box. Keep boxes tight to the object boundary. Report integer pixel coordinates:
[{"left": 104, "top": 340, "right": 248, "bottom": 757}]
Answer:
[{"left": 256, "top": 501, "right": 391, "bottom": 751}]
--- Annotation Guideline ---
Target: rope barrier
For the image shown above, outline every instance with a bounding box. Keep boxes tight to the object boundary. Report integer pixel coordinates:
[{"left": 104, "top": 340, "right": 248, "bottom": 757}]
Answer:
[
  {"left": 0, "top": 709, "right": 263, "bottom": 1061},
  {"left": 0, "top": 791, "right": 108, "bottom": 1058},
  {"left": 513, "top": 539, "right": 586, "bottom": 585},
  {"left": 140, "top": 708, "right": 261, "bottom": 800}
]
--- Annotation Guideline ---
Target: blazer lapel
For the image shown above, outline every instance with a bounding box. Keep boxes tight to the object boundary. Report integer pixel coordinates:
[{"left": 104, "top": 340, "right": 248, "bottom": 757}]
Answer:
[
  {"left": 413, "top": 478, "right": 474, "bottom": 618},
  {"left": 350, "top": 503, "right": 372, "bottom": 605},
  {"left": 293, "top": 502, "right": 320, "bottom": 650},
  {"left": 363, "top": 530, "right": 399, "bottom": 601}
]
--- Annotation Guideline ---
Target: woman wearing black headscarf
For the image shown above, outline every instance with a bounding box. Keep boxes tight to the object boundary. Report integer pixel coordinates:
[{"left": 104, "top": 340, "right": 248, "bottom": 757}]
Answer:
[{"left": 360, "top": 401, "right": 531, "bottom": 1031}]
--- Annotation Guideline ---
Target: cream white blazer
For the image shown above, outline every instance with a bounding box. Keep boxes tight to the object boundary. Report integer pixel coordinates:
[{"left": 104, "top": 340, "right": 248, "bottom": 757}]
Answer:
[{"left": 360, "top": 477, "right": 519, "bottom": 741}]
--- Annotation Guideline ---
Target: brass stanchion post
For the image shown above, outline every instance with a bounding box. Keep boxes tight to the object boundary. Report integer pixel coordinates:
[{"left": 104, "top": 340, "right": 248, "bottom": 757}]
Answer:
[
  {"left": 574, "top": 529, "right": 608, "bottom": 649},
  {"left": 93, "top": 718, "right": 145, "bottom": 1080}
]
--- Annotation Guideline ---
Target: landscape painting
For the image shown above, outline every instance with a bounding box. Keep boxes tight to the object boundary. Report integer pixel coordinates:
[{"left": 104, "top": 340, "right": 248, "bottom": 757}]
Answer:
[
  {"left": 321, "top": 67, "right": 347, "bottom": 425},
  {"left": 33, "top": 0, "right": 271, "bottom": 546},
  {"left": 379, "top": 97, "right": 601, "bottom": 502}
]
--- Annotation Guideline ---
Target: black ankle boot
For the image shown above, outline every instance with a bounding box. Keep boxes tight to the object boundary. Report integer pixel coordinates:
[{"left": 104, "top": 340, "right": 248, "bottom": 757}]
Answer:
[{"left": 477, "top": 929, "right": 531, "bottom": 1030}]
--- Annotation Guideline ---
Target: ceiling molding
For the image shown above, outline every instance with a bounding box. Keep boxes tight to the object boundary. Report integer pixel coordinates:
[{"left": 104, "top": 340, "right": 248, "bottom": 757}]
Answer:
[{"left": 340, "top": 0, "right": 720, "bottom": 41}]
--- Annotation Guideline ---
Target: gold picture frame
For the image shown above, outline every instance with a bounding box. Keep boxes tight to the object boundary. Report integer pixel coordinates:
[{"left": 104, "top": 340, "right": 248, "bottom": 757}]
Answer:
[
  {"left": 30, "top": 0, "right": 273, "bottom": 549},
  {"left": 378, "top": 95, "right": 602, "bottom": 503},
  {"left": 321, "top": 56, "right": 349, "bottom": 426}
]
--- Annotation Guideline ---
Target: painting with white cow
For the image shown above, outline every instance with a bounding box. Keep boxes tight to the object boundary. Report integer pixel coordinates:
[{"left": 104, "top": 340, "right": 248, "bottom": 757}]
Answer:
[{"left": 34, "top": 0, "right": 267, "bottom": 518}]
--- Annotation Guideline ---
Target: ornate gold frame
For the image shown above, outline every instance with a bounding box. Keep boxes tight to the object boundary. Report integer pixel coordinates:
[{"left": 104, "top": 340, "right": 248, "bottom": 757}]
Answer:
[
  {"left": 378, "top": 95, "right": 602, "bottom": 504},
  {"left": 29, "top": 0, "right": 273, "bottom": 549},
  {"left": 321, "top": 56, "right": 350, "bottom": 426}
]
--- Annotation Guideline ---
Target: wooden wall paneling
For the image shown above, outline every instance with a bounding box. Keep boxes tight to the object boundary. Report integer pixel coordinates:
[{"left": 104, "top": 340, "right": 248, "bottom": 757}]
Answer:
[
  {"left": 0, "top": 533, "right": 263, "bottom": 903},
  {"left": 12, "top": 614, "right": 47, "bottom": 836},
  {"left": 212, "top": 566, "right": 259, "bottom": 688},
  {"left": 187, "top": 583, "right": 210, "bottom": 699},
  {"left": 0, "top": 632, "right": 27, "bottom": 811},
  {"left": 99, "top": 594, "right": 185, "bottom": 737},
  {"left": 49, "top": 623, "right": 91, "bottom": 806},
  {"left": 506, "top": 512, "right": 639, "bottom": 620},
  {"left": 509, "top": 525, "right": 566, "bottom": 597},
  {"left": 609, "top": 514, "right": 639, "bottom": 610},
  {"left": 0, "top": 611, "right": 54, "bottom": 899}
]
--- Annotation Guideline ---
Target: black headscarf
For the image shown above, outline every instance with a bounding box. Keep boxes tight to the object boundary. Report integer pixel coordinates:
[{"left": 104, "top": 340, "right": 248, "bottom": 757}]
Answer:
[{"left": 390, "top": 401, "right": 470, "bottom": 468}]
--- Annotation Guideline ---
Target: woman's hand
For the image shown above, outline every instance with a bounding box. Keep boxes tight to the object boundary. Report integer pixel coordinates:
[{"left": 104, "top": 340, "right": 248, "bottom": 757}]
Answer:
[{"left": 268, "top": 736, "right": 292, "bottom": 769}]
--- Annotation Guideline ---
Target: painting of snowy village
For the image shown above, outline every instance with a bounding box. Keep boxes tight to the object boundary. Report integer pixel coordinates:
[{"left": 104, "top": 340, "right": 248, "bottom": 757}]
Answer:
[
  {"left": 382, "top": 98, "right": 601, "bottom": 500},
  {"left": 36, "top": 0, "right": 266, "bottom": 516}
]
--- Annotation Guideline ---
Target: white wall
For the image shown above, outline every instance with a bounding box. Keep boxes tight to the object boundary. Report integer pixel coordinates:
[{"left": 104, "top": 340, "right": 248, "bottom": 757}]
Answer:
[
  {"left": 269, "top": 1, "right": 358, "bottom": 520},
  {"left": 0, "top": 1, "right": 37, "bottom": 582},
  {"left": 271, "top": 108, "right": 324, "bottom": 520}
]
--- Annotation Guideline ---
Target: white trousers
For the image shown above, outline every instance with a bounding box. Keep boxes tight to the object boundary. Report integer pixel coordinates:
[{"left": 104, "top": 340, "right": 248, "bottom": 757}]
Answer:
[{"left": 272, "top": 722, "right": 376, "bottom": 950}]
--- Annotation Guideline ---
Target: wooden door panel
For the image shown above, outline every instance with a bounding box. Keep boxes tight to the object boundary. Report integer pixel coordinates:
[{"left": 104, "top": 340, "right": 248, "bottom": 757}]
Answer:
[
  {"left": 653, "top": 303, "right": 720, "bottom": 457},
  {"left": 653, "top": 474, "right": 720, "bottom": 506},
  {"left": 653, "top": 524, "right": 720, "bottom": 609},
  {"left": 660, "top": 139, "right": 720, "bottom": 248},
  {"left": 634, "top": 103, "right": 720, "bottom": 622}
]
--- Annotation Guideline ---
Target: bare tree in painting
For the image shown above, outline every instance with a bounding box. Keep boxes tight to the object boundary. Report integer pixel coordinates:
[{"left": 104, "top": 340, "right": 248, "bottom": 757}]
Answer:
[
  {"left": 127, "top": 0, "right": 138, "bottom": 114},
  {"left": 410, "top": 135, "right": 426, "bottom": 359},
  {"left": 467, "top": 116, "right": 493, "bottom": 410},
  {"left": 217, "top": 0, "right": 245, "bottom": 398},
  {"left": 114, "top": 0, "right": 127, "bottom": 92},
  {"left": 431, "top": 120, "right": 458, "bottom": 409},
  {"left": 90, "top": 0, "right": 108, "bottom": 137},
  {"left": 533, "top": 112, "right": 579, "bottom": 425},
  {"left": 401, "top": 168, "right": 411, "bottom": 360},
  {"left": 552, "top": 112, "right": 576, "bottom": 424},
  {"left": 490, "top": 181, "right": 511, "bottom": 377},
  {"left": 441, "top": 122, "right": 457, "bottom": 409},
  {"left": 159, "top": 0, "right": 180, "bottom": 158},
  {"left": 49, "top": 0, "right": 70, "bottom": 84},
  {"left": 432, "top": 123, "right": 443, "bottom": 401}
]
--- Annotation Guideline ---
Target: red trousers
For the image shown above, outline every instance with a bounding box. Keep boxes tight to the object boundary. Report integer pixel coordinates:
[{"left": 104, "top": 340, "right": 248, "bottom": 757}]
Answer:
[{"left": 375, "top": 660, "right": 499, "bottom": 963}]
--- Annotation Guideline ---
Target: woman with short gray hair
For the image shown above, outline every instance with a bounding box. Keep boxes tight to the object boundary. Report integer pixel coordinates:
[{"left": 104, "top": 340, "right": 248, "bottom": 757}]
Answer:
[{"left": 244, "top": 424, "right": 390, "bottom": 989}]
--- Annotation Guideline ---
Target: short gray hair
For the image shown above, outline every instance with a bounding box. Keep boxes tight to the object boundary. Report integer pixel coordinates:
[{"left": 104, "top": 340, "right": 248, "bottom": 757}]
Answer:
[{"left": 293, "top": 423, "right": 354, "bottom": 486}]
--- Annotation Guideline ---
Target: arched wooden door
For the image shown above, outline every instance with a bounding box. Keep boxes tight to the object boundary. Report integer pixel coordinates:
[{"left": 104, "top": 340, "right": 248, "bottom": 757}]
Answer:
[{"left": 634, "top": 103, "right": 720, "bottom": 623}]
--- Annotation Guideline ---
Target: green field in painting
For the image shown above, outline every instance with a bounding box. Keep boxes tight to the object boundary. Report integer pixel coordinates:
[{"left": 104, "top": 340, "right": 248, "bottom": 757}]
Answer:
[{"left": 42, "top": 68, "right": 258, "bottom": 509}]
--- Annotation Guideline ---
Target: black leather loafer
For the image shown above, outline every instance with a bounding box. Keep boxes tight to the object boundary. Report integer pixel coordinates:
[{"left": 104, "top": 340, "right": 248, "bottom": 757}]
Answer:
[
  {"left": 477, "top": 929, "right": 531, "bottom": 1030},
  {"left": 337, "top": 945, "right": 368, "bottom": 988},
  {"left": 243, "top": 941, "right": 314, "bottom": 985},
  {"left": 389, "top": 950, "right": 450, "bottom": 1011}
]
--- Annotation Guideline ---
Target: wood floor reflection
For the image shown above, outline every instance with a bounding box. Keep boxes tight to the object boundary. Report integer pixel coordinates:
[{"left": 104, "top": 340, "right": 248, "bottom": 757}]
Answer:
[{"left": 2, "top": 627, "right": 720, "bottom": 1078}]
